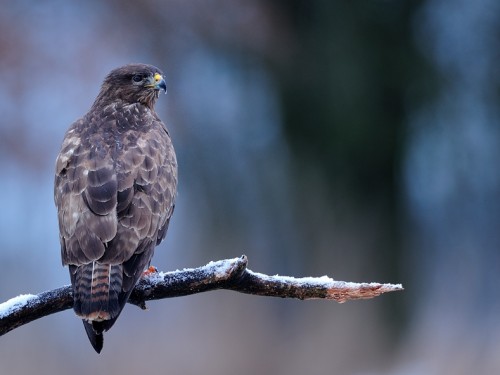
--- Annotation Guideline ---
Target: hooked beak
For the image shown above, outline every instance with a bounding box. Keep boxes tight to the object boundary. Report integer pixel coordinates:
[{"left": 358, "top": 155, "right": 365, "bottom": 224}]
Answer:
[{"left": 147, "top": 73, "right": 167, "bottom": 94}]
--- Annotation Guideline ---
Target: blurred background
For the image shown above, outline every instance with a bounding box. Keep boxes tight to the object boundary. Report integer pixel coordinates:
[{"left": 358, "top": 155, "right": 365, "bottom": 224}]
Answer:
[{"left": 1, "top": 0, "right": 499, "bottom": 374}]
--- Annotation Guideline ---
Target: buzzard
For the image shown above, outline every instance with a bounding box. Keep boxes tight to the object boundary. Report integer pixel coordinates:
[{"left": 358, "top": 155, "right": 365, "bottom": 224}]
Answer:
[{"left": 54, "top": 64, "right": 177, "bottom": 353}]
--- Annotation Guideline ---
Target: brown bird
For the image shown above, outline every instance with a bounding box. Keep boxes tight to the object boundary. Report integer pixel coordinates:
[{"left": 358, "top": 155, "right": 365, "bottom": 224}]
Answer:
[{"left": 54, "top": 64, "right": 177, "bottom": 353}]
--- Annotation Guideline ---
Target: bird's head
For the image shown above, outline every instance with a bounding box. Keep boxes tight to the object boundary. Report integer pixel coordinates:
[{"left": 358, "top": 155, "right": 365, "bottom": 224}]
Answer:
[{"left": 96, "top": 64, "right": 167, "bottom": 109}]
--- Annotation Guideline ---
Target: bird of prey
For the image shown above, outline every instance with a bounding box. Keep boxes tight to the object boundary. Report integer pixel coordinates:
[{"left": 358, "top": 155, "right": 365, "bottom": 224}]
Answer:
[{"left": 54, "top": 64, "right": 177, "bottom": 353}]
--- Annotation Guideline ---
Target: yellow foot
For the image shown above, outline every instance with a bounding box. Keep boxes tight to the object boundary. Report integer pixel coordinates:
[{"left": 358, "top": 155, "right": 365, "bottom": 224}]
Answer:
[{"left": 142, "top": 265, "right": 158, "bottom": 277}]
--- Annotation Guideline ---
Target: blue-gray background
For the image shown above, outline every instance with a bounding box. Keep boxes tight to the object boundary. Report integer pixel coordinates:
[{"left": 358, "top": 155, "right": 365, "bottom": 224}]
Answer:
[{"left": 1, "top": 1, "right": 499, "bottom": 374}]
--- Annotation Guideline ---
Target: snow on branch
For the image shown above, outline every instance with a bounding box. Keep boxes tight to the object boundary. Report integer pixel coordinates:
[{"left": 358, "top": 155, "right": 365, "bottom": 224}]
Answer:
[{"left": 0, "top": 255, "right": 403, "bottom": 336}]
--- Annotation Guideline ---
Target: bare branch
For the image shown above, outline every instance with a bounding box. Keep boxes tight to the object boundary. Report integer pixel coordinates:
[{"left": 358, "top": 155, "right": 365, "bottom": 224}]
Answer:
[{"left": 0, "top": 255, "right": 403, "bottom": 336}]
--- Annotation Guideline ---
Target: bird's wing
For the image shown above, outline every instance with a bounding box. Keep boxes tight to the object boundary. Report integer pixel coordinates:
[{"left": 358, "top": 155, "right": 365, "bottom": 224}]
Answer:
[
  {"left": 55, "top": 117, "right": 118, "bottom": 266},
  {"left": 108, "top": 117, "right": 177, "bottom": 291},
  {"left": 55, "top": 113, "right": 177, "bottom": 269}
]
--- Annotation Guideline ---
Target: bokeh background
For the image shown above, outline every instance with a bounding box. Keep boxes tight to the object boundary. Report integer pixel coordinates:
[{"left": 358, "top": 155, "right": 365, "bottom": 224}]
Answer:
[{"left": 1, "top": 1, "right": 499, "bottom": 374}]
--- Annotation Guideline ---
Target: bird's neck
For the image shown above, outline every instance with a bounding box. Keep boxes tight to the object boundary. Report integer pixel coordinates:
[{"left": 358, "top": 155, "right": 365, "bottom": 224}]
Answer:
[{"left": 91, "top": 85, "right": 159, "bottom": 111}]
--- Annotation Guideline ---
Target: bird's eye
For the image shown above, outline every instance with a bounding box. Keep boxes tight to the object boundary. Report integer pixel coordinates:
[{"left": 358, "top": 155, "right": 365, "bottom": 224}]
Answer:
[{"left": 132, "top": 75, "right": 143, "bottom": 83}]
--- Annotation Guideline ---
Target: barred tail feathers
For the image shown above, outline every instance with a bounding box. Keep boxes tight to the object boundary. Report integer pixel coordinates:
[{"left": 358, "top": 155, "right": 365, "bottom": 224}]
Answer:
[
  {"left": 72, "top": 262, "right": 123, "bottom": 322},
  {"left": 69, "top": 259, "right": 145, "bottom": 353}
]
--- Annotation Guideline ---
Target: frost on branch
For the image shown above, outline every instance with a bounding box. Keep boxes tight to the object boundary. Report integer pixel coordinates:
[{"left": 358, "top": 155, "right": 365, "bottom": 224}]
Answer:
[{"left": 0, "top": 255, "right": 403, "bottom": 336}]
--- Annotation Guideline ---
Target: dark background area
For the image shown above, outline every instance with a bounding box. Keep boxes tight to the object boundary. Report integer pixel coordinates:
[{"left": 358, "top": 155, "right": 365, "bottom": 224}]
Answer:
[{"left": 1, "top": 1, "right": 499, "bottom": 374}]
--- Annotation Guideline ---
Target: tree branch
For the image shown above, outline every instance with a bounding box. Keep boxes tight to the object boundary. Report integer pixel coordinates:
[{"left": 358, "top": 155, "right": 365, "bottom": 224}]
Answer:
[{"left": 0, "top": 255, "right": 403, "bottom": 336}]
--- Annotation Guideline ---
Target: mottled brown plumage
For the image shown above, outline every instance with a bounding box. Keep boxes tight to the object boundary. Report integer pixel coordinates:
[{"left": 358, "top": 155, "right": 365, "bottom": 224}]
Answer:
[{"left": 54, "top": 64, "right": 177, "bottom": 353}]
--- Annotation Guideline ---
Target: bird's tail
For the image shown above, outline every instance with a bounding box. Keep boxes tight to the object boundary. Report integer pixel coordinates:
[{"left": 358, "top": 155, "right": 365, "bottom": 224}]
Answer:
[
  {"left": 72, "top": 262, "right": 123, "bottom": 321},
  {"left": 70, "top": 262, "right": 125, "bottom": 353}
]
